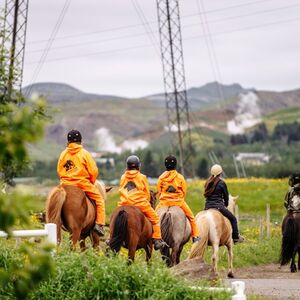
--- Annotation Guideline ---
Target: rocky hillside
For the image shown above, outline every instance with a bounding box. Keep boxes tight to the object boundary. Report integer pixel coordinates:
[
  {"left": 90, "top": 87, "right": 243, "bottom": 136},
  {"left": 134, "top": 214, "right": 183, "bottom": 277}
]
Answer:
[{"left": 23, "top": 82, "right": 300, "bottom": 160}]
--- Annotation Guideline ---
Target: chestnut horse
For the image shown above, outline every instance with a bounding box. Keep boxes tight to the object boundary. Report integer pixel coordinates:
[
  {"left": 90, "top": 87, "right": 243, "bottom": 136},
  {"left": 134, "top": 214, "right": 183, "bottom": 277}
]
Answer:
[
  {"left": 45, "top": 181, "right": 111, "bottom": 250},
  {"left": 108, "top": 192, "right": 156, "bottom": 262},
  {"left": 188, "top": 195, "right": 238, "bottom": 278},
  {"left": 157, "top": 206, "right": 191, "bottom": 267},
  {"left": 280, "top": 212, "right": 300, "bottom": 272}
]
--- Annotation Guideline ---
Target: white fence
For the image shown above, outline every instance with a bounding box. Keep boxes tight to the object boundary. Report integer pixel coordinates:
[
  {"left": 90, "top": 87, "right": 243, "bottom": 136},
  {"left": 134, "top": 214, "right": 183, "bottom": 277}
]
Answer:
[
  {"left": 192, "top": 280, "right": 246, "bottom": 300},
  {"left": 0, "top": 223, "right": 57, "bottom": 245}
]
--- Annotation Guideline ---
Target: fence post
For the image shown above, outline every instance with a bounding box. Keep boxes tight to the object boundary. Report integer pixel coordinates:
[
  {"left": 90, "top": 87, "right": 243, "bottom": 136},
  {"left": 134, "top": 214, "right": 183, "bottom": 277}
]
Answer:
[
  {"left": 45, "top": 223, "right": 57, "bottom": 246},
  {"left": 231, "top": 281, "right": 246, "bottom": 300},
  {"left": 235, "top": 205, "right": 239, "bottom": 226},
  {"left": 259, "top": 217, "right": 264, "bottom": 240},
  {"left": 266, "top": 204, "right": 270, "bottom": 238}
]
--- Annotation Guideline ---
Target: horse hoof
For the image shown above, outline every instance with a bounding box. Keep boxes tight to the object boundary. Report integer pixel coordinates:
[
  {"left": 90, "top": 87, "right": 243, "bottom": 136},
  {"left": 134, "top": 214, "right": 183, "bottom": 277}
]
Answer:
[
  {"left": 227, "top": 272, "right": 234, "bottom": 278},
  {"left": 291, "top": 268, "right": 297, "bottom": 273}
]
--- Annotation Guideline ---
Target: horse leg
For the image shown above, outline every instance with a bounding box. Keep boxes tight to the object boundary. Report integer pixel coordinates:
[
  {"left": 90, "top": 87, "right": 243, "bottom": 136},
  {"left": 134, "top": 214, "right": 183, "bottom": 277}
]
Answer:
[
  {"left": 226, "top": 241, "right": 234, "bottom": 278},
  {"left": 298, "top": 248, "right": 300, "bottom": 271},
  {"left": 70, "top": 228, "right": 81, "bottom": 250},
  {"left": 211, "top": 243, "right": 219, "bottom": 276},
  {"left": 128, "top": 235, "right": 138, "bottom": 264},
  {"left": 145, "top": 241, "right": 153, "bottom": 263},
  {"left": 79, "top": 238, "right": 87, "bottom": 252},
  {"left": 290, "top": 250, "right": 297, "bottom": 273},
  {"left": 90, "top": 232, "right": 100, "bottom": 250},
  {"left": 170, "top": 247, "right": 179, "bottom": 267},
  {"left": 176, "top": 244, "right": 184, "bottom": 265}
]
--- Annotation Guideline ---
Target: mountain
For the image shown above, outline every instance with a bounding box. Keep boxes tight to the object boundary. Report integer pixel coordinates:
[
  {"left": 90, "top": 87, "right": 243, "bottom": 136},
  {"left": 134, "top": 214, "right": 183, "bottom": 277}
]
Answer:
[
  {"left": 22, "top": 82, "right": 300, "bottom": 160},
  {"left": 22, "top": 82, "right": 128, "bottom": 103},
  {"left": 145, "top": 81, "right": 252, "bottom": 109}
]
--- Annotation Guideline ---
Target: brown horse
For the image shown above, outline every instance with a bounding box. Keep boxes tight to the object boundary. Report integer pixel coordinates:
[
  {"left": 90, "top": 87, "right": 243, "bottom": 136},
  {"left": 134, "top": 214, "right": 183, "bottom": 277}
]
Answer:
[
  {"left": 45, "top": 180, "right": 111, "bottom": 250},
  {"left": 108, "top": 192, "right": 156, "bottom": 262},
  {"left": 157, "top": 206, "right": 191, "bottom": 267},
  {"left": 188, "top": 195, "right": 238, "bottom": 278},
  {"left": 280, "top": 212, "right": 300, "bottom": 272}
]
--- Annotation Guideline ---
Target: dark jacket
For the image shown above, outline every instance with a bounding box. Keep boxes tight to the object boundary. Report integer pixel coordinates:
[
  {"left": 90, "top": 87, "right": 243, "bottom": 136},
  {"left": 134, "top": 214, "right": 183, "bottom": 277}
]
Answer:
[{"left": 205, "top": 179, "right": 229, "bottom": 209}]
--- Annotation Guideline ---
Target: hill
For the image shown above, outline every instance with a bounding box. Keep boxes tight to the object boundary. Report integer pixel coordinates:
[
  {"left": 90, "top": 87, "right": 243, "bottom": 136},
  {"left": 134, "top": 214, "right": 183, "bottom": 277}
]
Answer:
[{"left": 22, "top": 82, "right": 300, "bottom": 160}]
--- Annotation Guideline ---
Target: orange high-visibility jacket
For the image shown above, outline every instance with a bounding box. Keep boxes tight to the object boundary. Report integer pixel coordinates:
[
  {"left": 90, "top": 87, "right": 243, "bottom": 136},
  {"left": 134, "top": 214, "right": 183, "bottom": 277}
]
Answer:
[
  {"left": 118, "top": 170, "right": 150, "bottom": 206},
  {"left": 57, "top": 143, "right": 98, "bottom": 186},
  {"left": 157, "top": 170, "right": 186, "bottom": 206}
]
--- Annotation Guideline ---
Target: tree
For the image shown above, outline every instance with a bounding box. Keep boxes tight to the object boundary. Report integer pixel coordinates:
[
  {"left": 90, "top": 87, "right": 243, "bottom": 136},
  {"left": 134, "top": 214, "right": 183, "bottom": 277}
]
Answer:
[
  {"left": 142, "top": 150, "right": 158, "bottom": 177},
  {"left": 0, "top": 25, "right": 53, "bottom": 299},
  {"left": 196, "top": 158, "right": 209, "bottom": 179}
]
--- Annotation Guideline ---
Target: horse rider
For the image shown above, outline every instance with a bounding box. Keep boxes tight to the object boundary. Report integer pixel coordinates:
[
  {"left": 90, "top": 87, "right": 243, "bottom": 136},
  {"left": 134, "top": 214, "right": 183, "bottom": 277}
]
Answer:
[
  {"left": 204, "top": 164, "right": 244, "bottom": 244},
  {"left": 118, "top": 155, "right": 168, "bottom": 250},
  {"left": 57, "top": 129, "right": 105, "bottom": 236},
  {"left": 284, "top": 173, "right": 300, "bottom": 212},
  {"left": 156, "top": 155, "right": 201, "bottom": 243}
]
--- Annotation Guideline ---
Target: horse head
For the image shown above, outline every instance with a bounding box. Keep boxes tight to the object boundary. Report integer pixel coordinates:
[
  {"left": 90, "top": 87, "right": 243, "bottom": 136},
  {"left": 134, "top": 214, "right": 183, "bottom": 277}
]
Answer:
[{"left": 228, "top": 195, "right": 239, "bottom": 214}]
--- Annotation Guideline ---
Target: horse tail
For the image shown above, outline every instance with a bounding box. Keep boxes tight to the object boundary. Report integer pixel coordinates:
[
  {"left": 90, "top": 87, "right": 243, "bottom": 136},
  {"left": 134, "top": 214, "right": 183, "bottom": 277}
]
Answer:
[
  {"left": 188, "top": 217, "right": 209, "bottom": 259},
  {"left": 161, "top": 211, "right": 174, "bottom": 247},
  {"left": 45, "top": 186, "right": 66, "bottom": 242},
  {"left": 280, "top": 215, "right": 297, "bottom": 265},
  {"left": 110, "top": 209, "right": 128, "bottom": 253}
]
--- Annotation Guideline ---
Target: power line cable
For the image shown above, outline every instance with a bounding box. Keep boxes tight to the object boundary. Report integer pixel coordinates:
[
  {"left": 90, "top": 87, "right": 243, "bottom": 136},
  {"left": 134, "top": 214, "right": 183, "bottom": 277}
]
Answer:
[
  {"left": 26, "top": 0, "right": 284, "bottom": 45},
  {"left": 25, "top": 3, "right": 300, "bottom": 57},
  {"left": 24, "top": 15, "right": 300, "bottom": 65},
  {"left": 130, "top": 0, "right": 160, "bottom": 57},
  {"left": 26, "top": 0, "right": 72, "bottom": 95}
]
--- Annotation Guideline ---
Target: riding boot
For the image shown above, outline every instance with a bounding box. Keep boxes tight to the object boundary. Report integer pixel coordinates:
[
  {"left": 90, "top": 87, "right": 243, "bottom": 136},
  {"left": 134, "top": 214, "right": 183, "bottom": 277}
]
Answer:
[
  {"left": 153, "top": 239, "right": 169, "bottom": 250},
  {"left": 94, "top": 224, "right": 105, "bottom": 236},
  {"left": 192, "top": 236, "right": 201, "bottom": 243}
]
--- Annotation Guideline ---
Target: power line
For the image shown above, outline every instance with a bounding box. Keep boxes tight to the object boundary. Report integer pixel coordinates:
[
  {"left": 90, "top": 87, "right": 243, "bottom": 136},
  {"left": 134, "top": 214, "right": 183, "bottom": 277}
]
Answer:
[
  {"left": 26, "top": 0, "right": 72, "bottom": 95},
  {"left": 24, "top": 15, "right": 300, "bottom": 66},
  {"left": 26, "top": 0, "right": 287, "bottom": 45},
  {"left": 130, "top": 0, "right": 160, "bottom": 57},
  {"left": 25, "top": 3, "right": 300, "bottom": 55}
]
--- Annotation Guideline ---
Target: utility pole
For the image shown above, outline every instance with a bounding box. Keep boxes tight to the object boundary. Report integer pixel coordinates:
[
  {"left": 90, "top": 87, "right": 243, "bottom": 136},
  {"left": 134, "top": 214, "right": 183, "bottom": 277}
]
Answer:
[
  {"left": 1, "top": 0, "right": 29, "bottom": 100},
  {"left": 156, "top": 0, "right": 193, "bottom": 176}
]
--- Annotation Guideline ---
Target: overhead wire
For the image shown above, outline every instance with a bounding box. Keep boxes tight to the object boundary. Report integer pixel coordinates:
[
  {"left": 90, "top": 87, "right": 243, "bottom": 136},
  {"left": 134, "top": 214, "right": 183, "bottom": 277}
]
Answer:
[
  {"left": 130, "top": 0, "right": 160, "bottom": 58},
  {"left": 24, "top": 15, "right": 300, "bottom": 65},
  {"left": 25, "top": 0, "right": 72, "bottom": 95},
  {"left": 26, "top": 0, "right": 284, "bottom": 45}
]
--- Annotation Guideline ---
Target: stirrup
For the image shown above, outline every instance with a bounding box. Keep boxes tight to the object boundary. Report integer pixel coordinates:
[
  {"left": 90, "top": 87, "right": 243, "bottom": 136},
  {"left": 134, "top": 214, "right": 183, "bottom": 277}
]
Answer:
[
  {"left": 192, "top": 236, "right": 201, "bottom": 243},
  {"left": 153, "top": 239, "right": 169, "bottom": 250}
]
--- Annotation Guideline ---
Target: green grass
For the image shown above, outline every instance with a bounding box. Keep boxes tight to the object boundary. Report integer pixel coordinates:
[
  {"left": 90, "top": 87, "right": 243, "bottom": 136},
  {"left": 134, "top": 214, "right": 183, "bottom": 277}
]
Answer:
[
  {"left": 264, "top": 106, "right": 300, "bottom": 132},
  {"left": 2, "top": 178, "right": 288, "bottom": 299},
  {"left": 0, "top": 245, "right": 231, "bottom": 300}
]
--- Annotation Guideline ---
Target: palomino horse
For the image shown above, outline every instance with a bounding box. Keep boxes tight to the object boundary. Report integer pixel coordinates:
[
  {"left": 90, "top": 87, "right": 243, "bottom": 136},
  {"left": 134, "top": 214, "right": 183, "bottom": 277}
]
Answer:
[
  {"left": 45, "top": 181, "right": 111, "bottom": 250},
  {"left": 157, "top": 206, "right": 191, "bottom": 267},
  {"left": 108, "top": 192, "right": 156, "bottom": 262},
  {"left": 188, "top": 195, "right": 238, "bottom": 278},
  {"left": 280, "top": 212, "right": 300, "bottom": 272}
]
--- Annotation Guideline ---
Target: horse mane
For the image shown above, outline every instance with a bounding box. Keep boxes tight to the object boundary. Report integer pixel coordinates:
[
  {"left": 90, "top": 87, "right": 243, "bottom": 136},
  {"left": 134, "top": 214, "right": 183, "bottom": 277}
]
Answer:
[
  {"left": 95, "top": 180, "right": 106, "bottom": 201},
  {"left": 45, "top": 185, "right": 66, "bottom": 225}
]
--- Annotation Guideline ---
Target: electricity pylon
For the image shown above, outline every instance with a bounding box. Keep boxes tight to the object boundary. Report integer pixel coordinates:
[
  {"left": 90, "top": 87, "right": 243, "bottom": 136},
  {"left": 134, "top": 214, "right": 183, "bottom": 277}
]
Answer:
[
  {"left": 1, "top": 0, "right": 29, "bottom": 100},
  {"left": 156, "top": 0, "right": 193, "bottom": 176}
]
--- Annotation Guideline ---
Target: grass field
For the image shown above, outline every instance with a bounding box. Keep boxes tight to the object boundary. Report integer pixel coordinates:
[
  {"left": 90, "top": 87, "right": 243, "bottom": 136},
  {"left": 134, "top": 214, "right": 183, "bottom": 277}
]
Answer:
[{"left": 0, "top": 178, "right": 289, "bottom": 299}]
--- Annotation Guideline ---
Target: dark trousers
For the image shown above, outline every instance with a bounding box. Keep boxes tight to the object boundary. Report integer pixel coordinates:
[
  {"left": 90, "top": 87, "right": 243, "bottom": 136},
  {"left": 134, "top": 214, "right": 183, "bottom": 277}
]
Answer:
[{"left": 218, "top": 207, "right": 239, "bottom": 239}]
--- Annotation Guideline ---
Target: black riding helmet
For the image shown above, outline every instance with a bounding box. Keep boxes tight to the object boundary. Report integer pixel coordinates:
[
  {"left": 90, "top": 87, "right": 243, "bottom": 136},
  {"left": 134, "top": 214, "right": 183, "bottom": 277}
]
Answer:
[
  {"left": 165, "top": 155, "right": 177, "bottom": 171},
  {"left": 126, "top": 155, "right": 141, "bottom": 170},
  {"left": 289, "top": 173, "right": 300, "bottom": 187},
  {"left": 67, "top": 129, "right": 82, "bottom": 143}
]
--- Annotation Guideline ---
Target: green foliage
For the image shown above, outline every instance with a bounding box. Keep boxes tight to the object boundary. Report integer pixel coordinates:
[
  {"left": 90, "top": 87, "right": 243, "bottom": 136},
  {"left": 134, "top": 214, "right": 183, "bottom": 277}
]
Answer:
[{"left": 17, "top": 251, "right": 229, "bottom": 300}]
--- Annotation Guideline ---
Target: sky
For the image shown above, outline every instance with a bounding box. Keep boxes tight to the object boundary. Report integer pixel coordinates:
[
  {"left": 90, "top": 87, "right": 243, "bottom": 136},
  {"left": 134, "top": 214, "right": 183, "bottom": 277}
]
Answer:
[{"left": 5, "top": 0, "right": 300, "bottom": 97}]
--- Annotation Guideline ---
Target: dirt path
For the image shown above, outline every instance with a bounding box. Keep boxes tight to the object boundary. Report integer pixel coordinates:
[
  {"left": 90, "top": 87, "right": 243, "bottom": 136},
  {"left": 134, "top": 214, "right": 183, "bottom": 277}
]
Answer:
[
  {"left": 224, "top": 264, "right": 300, "bottom": 299},
  {"left": 173, "top": 259, "right": 300, "bottom": 299}
]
